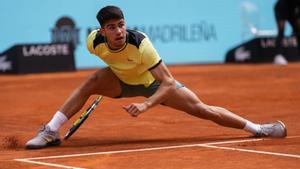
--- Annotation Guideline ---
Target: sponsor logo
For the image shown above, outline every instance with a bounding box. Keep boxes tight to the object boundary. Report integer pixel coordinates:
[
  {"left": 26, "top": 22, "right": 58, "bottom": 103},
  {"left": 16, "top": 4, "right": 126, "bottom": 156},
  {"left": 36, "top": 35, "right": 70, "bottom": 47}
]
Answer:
[
  {"left": 22, "top": 44, "right": 70, "bottom": 57},
  {"left": 260, "top": 38, "right": 276, "bottom": 48},
  {"left": 51, "top": 16, "right": 80, "bottom": 48},
  {"left": 235, "top": 47, "right": 250, "bottom": 61},
  {"left": 87, "top": 21, "right": 218, "bottom": 43},
  {"left": 260, "top": 37, "right": 297, "bottom": 48},
  {"left": 281, "top": 37, "right": 297, "bottom": 48},
  {"left": 0, "top": 55, "right": 12, "bottom": 71},
  {"left": 130, "top": 21, "right": 217, "bottom": 43}
]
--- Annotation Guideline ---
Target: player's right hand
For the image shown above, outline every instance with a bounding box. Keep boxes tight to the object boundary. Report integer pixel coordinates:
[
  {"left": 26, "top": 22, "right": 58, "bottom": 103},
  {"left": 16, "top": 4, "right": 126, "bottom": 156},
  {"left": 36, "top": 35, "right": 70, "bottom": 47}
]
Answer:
[{"left": 122, "top": 102, "right": 149, "bottom": 117}]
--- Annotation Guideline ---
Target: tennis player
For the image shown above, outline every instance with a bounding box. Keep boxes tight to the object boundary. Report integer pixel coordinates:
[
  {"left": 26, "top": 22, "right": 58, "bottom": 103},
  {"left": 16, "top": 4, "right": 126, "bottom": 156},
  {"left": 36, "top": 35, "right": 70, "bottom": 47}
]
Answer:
[{"left": 26, "top": 6, "right": 287, "bottom": 149}]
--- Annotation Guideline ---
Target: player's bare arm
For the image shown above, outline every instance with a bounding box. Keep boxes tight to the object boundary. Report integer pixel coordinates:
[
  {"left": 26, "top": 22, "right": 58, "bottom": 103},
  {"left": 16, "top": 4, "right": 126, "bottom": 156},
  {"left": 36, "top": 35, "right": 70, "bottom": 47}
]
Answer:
[
  {"left": 146, "top": 61, "right": 177, "bottom": 107},
  {"left": 123, "top": 61, "right": 176, "bottom": 117}
]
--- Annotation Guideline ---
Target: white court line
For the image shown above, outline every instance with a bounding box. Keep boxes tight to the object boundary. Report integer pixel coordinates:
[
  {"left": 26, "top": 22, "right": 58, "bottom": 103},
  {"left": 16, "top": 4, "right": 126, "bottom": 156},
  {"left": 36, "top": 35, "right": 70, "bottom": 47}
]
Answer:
[
  {"left": 15, "top": 158, "right": 85, "bottom": 169},
  {"left": 16, "top": 138, "right": 264, "bottom": 160},
  {"left": 199, "top": 144, "right": 300, "bottom": 159},
  {"left": 14, "top": 136, "right": 300, "bottom": 169}
]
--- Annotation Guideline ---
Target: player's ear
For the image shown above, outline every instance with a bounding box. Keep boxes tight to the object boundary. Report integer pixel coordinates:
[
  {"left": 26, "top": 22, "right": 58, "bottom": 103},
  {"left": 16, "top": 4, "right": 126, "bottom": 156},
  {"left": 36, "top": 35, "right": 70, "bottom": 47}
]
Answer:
[{"left": 100, "top": 28, "right": 105, "bottom": 36}]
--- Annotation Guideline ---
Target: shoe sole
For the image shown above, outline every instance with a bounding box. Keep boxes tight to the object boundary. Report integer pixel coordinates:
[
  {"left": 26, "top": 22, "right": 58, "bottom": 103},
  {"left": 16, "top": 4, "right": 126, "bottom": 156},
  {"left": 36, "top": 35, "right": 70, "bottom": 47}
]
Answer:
[
  {"left": 26, "top": 139, "right": 61, "bottom": 149},
  {"left": 276, "top": 120, "right": 287, "bottom": 138}
]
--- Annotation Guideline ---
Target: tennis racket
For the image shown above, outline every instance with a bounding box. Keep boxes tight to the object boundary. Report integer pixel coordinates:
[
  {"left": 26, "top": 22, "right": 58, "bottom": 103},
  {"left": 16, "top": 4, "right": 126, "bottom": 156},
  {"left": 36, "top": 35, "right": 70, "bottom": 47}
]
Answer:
[{"left": 64, "top": 95, "right": 103, "bottom": 140}]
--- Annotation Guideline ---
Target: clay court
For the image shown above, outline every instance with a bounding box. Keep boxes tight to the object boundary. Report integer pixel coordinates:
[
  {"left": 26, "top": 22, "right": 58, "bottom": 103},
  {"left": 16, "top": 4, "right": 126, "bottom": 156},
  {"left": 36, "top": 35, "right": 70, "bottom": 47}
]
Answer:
[{"left": 0, "top": 63, "right": 299, "bottom": 169}]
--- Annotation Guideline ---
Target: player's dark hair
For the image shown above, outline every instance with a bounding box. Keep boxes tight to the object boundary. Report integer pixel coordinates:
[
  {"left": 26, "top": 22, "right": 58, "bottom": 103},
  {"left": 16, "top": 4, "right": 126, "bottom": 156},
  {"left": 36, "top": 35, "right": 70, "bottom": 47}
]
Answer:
[{"left": 96, "top": 6, "right": 124, "bottom": 27}]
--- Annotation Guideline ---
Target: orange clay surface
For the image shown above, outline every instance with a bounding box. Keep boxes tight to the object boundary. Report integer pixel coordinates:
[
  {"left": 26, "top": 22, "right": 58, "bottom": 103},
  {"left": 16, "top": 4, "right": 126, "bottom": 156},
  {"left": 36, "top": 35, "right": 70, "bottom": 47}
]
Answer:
[{"left": 0, "top": 63, "right": 299, "bottom": 169}]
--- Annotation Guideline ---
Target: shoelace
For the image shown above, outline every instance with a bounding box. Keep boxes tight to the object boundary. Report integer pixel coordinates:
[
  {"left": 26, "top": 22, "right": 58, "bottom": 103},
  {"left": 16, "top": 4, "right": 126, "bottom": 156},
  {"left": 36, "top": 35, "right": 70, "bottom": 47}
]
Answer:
[
  {"left": 260, "top": 124, "right": 275, "bottom": 136},
  {"left": 38, "top": 125, "right": 47, "bottom": 133}
]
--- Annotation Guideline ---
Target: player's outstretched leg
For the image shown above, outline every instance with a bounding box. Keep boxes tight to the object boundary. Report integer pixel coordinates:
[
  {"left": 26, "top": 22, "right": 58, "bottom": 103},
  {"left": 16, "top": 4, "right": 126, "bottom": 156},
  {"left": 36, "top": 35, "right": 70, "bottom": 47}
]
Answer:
[
  {"left": 26, "top": 68, "right": 122, "bottom": 149},
  {"left": 162, "top": 87, "right": 287, "bottom": 138}
]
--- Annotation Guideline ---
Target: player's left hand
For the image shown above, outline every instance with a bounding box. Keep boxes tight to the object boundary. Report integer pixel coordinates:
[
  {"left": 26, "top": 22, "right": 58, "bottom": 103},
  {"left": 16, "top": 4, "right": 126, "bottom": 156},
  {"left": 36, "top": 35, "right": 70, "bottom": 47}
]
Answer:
[{"left": 123, "top": 103, "right": 148, "bottom": 117}]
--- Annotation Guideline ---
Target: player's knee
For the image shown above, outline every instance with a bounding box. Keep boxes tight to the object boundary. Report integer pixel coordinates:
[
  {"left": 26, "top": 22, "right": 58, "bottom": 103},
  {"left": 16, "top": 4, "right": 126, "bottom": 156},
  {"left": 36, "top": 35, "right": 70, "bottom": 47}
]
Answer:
[
  {"left": 79, "top": 72, "right": 103, "bottom": 94},
  {"left": 85, "top": 73, "right": 99, "bottom": 87},
  {"left": 90, "top": 72, "right": 100, "bottom": 82}
]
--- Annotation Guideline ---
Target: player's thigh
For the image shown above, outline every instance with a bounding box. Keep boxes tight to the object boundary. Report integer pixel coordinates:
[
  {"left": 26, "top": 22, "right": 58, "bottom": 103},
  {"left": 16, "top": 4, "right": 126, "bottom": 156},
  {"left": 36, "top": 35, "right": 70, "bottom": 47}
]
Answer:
[
  {"left": 162, "top": 87, "right": 206, "bottom": 116},
  {"left": 86, "top": 67, "right": 121, "bottom": 97}
]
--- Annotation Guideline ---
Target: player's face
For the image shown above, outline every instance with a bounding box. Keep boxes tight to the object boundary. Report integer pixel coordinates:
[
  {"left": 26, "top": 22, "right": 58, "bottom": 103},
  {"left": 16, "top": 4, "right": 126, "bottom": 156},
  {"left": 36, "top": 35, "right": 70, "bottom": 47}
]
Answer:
[{"left": 101, "top": 19, "right": 127, "bottom": 50}]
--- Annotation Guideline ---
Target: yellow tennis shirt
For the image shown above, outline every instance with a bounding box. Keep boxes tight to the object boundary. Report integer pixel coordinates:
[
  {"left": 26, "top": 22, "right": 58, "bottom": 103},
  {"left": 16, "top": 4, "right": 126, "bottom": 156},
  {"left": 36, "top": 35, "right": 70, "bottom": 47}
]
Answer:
[{"left": 87, "top": 29, "right": 161, "bottom": 87}]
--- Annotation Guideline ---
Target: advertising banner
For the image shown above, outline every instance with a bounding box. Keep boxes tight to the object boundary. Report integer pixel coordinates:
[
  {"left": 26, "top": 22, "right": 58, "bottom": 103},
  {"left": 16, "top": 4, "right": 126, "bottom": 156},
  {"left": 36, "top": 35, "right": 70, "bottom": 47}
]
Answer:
[
  {"left": 0, "top": 0, "right": 278, "bottom": 68},
  {"left": 0, "top": 43, "right": 75, "bottom": 74},
  {"left": 225, "top": 36, "right": 299, "bottom": 63}
]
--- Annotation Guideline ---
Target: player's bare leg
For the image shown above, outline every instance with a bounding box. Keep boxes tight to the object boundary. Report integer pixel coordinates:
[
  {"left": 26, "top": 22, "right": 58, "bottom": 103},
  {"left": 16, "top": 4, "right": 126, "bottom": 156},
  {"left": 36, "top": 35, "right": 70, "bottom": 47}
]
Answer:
[
  {"left": 162, "top": 87, "right": 287, "bottom": 137},
  {"left": 26, "top": 68, "right": 121, "bottom": 149},
  {"left": 162, "top": 87, "right": 246, "bottom": 129},
  {"left": 60, "top": 67, "right": 121, "bottom": 119},
  {"left": 46, "top": 67, "right": 121, "bottom": 132}
]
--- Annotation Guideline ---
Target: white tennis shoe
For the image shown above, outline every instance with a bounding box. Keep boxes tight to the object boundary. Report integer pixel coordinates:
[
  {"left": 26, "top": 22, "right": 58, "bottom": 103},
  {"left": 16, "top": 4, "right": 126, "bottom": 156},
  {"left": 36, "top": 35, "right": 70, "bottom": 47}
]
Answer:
[
  {"left": 26, "top": 125, "right": 61, "bottom": 149},
  {"left": 256, "top": 120, "right": 287, "bottom": 138}
]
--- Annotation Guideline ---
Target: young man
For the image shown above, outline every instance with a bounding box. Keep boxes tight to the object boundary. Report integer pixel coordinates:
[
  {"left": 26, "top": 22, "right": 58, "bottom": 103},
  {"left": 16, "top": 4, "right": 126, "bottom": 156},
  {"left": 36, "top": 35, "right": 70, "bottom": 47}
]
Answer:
[{"left": 26, "top": 6, "right": 287, "bottom": 149}]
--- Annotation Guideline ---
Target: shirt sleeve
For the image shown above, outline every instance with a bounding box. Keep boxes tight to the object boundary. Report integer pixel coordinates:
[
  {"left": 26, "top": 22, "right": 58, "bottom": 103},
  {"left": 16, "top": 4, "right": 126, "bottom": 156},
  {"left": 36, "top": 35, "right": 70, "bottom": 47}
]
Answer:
[
  {"left": 139, "top": 37, "right": 162, "bottom": 70},
  {"left": 86, "top": 30, "right": 98, "bottom": 54}
]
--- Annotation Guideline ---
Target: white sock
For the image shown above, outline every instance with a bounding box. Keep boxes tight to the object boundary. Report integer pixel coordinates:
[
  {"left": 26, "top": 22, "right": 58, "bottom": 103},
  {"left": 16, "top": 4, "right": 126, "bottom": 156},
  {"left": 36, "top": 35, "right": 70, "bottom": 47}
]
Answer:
[
  {"left": 243, "top": 120, "right": 261, "bottom": 135},
  {"left": 47, "top": 111, "right": 68, "bottom": 132}
]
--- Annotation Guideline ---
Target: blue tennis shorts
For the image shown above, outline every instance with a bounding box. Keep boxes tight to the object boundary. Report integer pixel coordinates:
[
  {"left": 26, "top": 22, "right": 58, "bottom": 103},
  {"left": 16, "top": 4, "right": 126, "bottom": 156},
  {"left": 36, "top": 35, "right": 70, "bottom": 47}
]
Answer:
[{"left": 118, "top": 80, "right": 184, "bottom": 98}]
